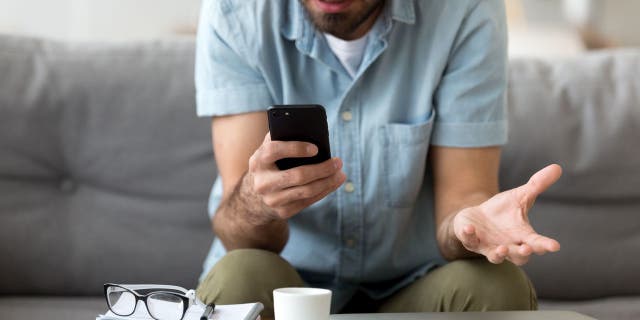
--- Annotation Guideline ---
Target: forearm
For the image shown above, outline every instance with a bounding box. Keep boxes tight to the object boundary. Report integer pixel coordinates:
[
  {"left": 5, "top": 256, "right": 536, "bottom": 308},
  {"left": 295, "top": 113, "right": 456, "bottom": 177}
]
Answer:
[{"left": 213, "top": 173, "right": 289, "bottom": 253}]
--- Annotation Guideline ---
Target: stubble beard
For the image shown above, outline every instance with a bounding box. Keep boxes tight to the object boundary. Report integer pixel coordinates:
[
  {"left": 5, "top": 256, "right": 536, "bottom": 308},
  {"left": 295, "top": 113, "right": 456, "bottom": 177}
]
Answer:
[{"left": 301, "top": 0, "right": 385, "bottom": 39}]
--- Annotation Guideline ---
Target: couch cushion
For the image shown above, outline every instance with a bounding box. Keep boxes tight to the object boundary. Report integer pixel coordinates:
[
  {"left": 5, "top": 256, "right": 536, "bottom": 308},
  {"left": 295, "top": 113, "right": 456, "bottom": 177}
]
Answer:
[
  {"left": 0, "top": 35, "right": 215, "bottom": 295},
  {"left": 502, "top": 49, "right": 640, "bottom": 299}
]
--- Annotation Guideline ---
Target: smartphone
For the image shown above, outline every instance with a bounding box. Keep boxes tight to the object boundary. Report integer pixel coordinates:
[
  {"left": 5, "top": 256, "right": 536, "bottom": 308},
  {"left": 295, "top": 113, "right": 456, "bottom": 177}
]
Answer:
[{"left": 267, "top": 104, "right": 331, "bottom": 170}]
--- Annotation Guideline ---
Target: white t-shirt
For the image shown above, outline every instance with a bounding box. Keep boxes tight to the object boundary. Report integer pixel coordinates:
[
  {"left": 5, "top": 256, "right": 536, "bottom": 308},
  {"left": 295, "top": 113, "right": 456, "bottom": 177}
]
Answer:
[{"left": 324, "top": 32, "right": 369, "bottom": 78}]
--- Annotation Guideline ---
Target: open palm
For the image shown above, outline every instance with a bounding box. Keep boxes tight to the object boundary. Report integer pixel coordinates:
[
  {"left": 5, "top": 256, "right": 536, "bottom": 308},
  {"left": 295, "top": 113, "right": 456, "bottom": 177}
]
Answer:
[{"left": 453, "top": 164, "right": 563, "bottom": 265}]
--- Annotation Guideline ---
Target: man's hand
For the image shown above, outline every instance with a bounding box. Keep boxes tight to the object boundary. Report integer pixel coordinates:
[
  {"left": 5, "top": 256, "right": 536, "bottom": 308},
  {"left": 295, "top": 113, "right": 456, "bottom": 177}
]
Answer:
[
  {"left": 452, "top": 164, "right": 563, "bottom": 266},
  {"left": 244, "top": 133, "right": 346, "bottom": 222},
  {"left": 210, "top": 111, "right": 345, "bottom": 253}
]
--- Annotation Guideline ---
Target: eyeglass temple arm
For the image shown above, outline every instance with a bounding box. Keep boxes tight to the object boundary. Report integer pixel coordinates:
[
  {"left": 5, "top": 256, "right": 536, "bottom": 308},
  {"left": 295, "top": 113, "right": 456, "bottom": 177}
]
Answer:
[
  {"left": 113, "top": 285, "right": 201, "bottom": 307},
  {"left": 119, "top": 284, "right": 190, "bottom": 293}
]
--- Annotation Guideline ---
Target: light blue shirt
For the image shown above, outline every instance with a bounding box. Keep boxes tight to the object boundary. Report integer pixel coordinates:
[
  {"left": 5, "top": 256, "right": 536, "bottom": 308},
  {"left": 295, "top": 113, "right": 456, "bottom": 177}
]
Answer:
[{"left": 195, "top": 0, "right": 507, "bottom": 311}]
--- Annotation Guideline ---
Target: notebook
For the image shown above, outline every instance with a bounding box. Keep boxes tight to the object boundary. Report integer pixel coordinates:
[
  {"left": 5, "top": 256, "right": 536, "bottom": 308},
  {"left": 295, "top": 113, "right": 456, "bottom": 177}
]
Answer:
[{"left": 96, "top": 299, "right": 263, "bottom": 320}]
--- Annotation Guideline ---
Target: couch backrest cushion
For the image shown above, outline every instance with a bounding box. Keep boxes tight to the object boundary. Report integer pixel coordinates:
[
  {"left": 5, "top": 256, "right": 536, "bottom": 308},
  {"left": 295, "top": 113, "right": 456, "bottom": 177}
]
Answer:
[
  {"left": 502, "top": 49, "right": 640, "bottom": 299},
  {"left": 0, "top": 35, "right": 215, "bottom": 295},
  {"left": 3, "top": 35, "right": 639, "bottom": 300}
]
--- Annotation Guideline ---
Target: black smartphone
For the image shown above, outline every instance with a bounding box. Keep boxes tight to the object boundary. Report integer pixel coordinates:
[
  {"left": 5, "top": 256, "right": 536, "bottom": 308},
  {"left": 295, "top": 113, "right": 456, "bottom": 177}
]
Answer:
[{"left": 267, "top": 104, "right": 331, "bottom": 170}]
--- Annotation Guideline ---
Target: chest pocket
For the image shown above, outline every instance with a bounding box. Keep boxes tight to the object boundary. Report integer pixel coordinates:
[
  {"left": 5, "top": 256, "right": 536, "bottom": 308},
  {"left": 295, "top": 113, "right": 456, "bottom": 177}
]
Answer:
[{"left": 380, "top": 111, "right": 435, "bottom": 208}]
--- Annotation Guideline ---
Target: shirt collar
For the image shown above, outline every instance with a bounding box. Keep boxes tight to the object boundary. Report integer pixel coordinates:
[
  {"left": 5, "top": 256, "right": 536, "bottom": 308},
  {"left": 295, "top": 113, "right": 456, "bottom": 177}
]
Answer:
[{"left": 281, "top": 0, "right": 416, "bottom": 40}]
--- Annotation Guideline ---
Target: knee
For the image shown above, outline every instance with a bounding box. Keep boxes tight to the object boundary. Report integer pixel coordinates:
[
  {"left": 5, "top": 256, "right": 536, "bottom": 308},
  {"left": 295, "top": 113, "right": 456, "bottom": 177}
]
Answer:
[
  {"left": 443, "top": 260, "right": 537, "bottom": 311},
  {"left": 197, "top": 249, "right": 302, "bottom": 302},
  {"left": 196, "top": 249, "right": 305, "bottom": 316},
  {"left": 205, "top": 249, "right": 294, "bottom": 281}
]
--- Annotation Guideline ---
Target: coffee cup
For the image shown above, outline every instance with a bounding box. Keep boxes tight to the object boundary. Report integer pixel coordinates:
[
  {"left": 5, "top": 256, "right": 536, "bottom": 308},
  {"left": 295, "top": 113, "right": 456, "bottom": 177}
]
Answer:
[{"left": 273, "top": 287, "right": 332, "bottom": 320}]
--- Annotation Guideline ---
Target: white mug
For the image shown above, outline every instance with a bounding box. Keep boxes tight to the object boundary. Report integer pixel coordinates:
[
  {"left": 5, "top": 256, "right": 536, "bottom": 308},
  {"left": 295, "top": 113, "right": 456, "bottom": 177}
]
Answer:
[{"left": 273, "top": 287, "right": 332, "bottom": 320}]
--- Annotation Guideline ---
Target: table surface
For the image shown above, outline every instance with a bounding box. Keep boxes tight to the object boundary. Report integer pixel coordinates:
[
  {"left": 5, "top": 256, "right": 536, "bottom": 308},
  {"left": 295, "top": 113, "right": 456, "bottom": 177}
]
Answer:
[{"left": 330, "top": 311, "right": 597, "bottom": 320}]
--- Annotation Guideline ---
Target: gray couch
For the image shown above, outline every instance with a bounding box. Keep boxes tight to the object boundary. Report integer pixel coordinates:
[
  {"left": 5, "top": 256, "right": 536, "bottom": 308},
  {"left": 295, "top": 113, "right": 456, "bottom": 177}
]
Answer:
[{"left": 0, "top": 34, "right": 638, "bottom": 320}]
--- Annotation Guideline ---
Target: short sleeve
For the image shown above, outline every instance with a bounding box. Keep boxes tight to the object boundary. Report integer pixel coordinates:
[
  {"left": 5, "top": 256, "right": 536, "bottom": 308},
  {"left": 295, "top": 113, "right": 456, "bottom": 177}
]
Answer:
[
  {"left": 431, "top": 0, "right": 508, "bottom": 147},
  {"left": 195, "top": 0, "right": 273, "bottom": 117}
]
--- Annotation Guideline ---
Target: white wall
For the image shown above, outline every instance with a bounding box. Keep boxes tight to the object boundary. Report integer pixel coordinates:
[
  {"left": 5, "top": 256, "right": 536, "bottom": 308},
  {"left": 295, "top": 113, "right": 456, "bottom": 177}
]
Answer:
[
  {"left": 520, "top": 0, "right": 640, "bottom": 46},
  {"left": 1, "top": 0, "right": 638, "bottom": 46},
  {"left": 0, "top": 0, "right": 74, "bottom": 39},
  {"left": 0, "top": 0, "right": 201, "bottom": 41},
  {"left": 595, "top": 0, "right": 640, "bottom": 46}
]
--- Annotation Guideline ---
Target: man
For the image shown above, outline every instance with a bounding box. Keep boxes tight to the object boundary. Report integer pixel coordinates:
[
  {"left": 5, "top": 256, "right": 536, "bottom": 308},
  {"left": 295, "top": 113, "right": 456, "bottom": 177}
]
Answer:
[{"left": 194, "top": 0, "right": 562, "bottom": 318}]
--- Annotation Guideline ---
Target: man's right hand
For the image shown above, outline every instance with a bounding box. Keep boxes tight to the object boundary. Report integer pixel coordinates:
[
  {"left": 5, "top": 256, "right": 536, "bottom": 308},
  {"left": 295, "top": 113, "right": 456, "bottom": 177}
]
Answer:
[
  {"left": 245, "top": 133, "right": 346, "bottom": 222},
  {"left": 211, "top": 112, "right": 344, "bottom": 252}
]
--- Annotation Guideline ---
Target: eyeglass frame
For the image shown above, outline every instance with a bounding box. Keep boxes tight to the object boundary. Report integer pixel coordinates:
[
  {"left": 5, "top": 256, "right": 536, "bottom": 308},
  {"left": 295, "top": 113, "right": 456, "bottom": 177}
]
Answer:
[{"left": 103, "top": 283, "right": 196, "bottom": 320}]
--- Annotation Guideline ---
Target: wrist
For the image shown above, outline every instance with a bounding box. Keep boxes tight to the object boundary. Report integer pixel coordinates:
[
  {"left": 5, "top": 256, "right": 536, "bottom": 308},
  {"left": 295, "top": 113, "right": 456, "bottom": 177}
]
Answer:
[
  {"left": 436, "top": 213, "right": 457, "bottom": 260},
  {"left": 236, "top": 172, "right": 283, "bottom": 225},
  {"left": 213, "top": 172, "right": 290, "bottom": 253},
  {"left": 438, "top": 210, "right": 479, "bottom": 260}
]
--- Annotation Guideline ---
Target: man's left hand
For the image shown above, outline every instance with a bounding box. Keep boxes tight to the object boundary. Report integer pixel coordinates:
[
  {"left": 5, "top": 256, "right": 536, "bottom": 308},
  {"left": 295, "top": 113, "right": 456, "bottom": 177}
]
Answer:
[{"left": 453, "top": 164, "right": 563, "bottom": 266}]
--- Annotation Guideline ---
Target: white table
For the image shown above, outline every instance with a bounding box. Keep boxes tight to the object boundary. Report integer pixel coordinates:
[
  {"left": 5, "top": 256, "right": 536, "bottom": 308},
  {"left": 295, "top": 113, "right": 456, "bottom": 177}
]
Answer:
[{"left": 331, "top": 311, "right": 597, "bottom": 320}]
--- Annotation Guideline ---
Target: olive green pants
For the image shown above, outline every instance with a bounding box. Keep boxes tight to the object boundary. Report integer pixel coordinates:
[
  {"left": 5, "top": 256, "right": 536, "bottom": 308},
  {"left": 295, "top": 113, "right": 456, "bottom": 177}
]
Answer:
[{"left": 196, "top": 249, "right": 537, "bottom": 319}]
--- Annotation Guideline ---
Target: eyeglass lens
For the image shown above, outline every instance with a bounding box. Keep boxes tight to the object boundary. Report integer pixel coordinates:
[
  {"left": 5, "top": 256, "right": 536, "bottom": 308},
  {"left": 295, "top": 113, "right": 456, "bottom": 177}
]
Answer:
[
  {"left": 147, "top": 292, "right": 185, "bottom": 320},
  {"left": 106, "top": 286, "right": 136, "bottom": 316}
]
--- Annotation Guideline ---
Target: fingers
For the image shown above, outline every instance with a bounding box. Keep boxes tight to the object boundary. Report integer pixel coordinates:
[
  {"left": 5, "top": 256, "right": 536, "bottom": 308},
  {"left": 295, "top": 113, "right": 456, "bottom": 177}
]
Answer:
[
  {"left": 456, "top": 224, "right": 525, "bottom": 265},
  {"left": 502, "top": 244, "right": 532, "bottom": 266},
  {"left": 525, "top": 233, "right": 561, "bottom": 255},
  {"left": 263, "top": 171, "right": 346, "bottom": 209},
  {"left": 485, "top": 245, "right": 524, "bottom": 265},
  {"left": 485, "top": 245, "right": 508, "bottom": 264},
  {"left": 483, "top": 243, "right": 533, "bottom": 266},
  {"left": 254, "top": 157, "right": 342, "bottom": 193},
  {"left": 458, "top": 226, "right": 510, "bottom": 265},
  {"left": 275, "top": 158, "right": 342, "bottom": 189},
  {"left": 505, "top": 242, "right": 564, "bottom": 266},
  {"left": 483, "top": 234, "right": 560, "bottom": 266},
  {"left": 248, "top": 134, "right": 346, "bottom": 220},
  {"left": 458, "top": 225, "right": 552, "bottom": 266},
  {"left": 458, "top": 225, "right": 480, "bottom": 250},
  {"left": 269, "top": 171, "right": 347, "bottom": 219},
  {"left": 259, "top": 140, "right": 319, "bottom": 165},
  {"left": 522, "top": 164, "right": 563, "bottom": 200}
]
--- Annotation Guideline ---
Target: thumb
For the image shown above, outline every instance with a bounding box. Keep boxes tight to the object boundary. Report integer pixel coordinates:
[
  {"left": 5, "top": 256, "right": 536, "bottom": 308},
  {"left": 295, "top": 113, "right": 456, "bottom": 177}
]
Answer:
[{"left": 522, "top": 164, "right": 563, "bottom": 199}]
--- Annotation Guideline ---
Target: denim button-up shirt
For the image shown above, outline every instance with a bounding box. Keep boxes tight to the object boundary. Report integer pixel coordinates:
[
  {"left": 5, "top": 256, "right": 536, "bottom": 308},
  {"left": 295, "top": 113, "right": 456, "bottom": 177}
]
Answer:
[{"left": 195, "top": 0, "right": 507, "bottom": 310}]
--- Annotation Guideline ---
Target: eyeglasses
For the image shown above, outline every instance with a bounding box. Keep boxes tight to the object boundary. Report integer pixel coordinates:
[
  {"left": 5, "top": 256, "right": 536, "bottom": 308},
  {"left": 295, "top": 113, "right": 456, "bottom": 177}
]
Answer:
[{"left": 104, "top": 283, "right": 197, "bottom": 320}]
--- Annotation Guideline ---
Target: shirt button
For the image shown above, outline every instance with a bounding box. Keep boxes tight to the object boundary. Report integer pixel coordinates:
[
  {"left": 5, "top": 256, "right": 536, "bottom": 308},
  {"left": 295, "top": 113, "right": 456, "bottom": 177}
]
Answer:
[
  {"left": 344, "top": 182, "right": 355, "bottom": 193},
  {"left": 341, "top": 111, "right": 353, "bottom": 122}
]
